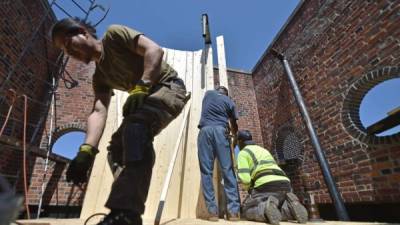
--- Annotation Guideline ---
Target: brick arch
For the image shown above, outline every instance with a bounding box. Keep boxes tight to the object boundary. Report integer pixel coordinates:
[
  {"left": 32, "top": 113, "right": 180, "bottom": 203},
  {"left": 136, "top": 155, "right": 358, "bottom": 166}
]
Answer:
[
  {"left": 49, "top": 123, "right": 87, "bottom": 149},
  {"left": 341, "top": 66, "right": 400, "bottom": 146}
]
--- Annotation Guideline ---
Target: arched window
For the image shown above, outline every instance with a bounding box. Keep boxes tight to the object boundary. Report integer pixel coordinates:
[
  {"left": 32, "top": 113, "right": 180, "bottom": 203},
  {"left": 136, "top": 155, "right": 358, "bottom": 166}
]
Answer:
[
  {"left": 360, "top": 78, "right": 400, "bottom": 136},
  {"left": 52, "top": 131, "right": 85, "bottom": 159},
  {"left": 342, "top": 66, "right": 400, "bottom": 145}
]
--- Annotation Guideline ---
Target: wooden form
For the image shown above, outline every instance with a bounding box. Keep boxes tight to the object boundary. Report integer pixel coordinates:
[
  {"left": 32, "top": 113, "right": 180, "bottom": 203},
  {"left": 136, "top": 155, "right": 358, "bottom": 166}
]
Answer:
[
  {"left": 81, "top": 45, "right": 215, "bottom": 221},
  {"left": 216, "top": 36, "right": 229, "bottom": 90},
  {"left": 154, "top": 99, "right": 192, "bottom": 225}
]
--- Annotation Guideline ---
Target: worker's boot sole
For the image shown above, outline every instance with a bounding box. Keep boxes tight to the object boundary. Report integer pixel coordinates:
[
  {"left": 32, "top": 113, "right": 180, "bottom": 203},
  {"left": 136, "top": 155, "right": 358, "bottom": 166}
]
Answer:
[
  {"left": 286, "top": 192, "right": 308, "bottom": 224},
  {"left": 264, "top": 196, "right": 282, "bottom": 225},
  {"left": 208, "top": 215, "right": 219, "bottom": 222}
]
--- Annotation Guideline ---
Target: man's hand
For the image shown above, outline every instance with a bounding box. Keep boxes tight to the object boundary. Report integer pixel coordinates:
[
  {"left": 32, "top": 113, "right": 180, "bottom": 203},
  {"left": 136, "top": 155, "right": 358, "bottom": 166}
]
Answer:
[
  {"left": 123, "top": 83, "right": 150, "bottom": 117},
  {"left": 66, "top": 144, "right": 99, "bottom": 185}
]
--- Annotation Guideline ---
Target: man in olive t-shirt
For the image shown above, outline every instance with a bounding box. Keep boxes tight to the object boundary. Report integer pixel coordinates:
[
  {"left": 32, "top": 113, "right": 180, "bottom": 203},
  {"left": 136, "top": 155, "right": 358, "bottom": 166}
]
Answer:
[{"left": 51, "top": 18, "right": 188, "bottom": 225}]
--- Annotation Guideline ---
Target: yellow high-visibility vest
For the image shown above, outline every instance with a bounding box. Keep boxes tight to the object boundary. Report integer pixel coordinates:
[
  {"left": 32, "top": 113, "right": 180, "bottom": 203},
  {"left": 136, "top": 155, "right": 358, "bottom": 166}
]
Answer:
[{"left": 237, "top": 144, "right": 290, "bottom": 190}]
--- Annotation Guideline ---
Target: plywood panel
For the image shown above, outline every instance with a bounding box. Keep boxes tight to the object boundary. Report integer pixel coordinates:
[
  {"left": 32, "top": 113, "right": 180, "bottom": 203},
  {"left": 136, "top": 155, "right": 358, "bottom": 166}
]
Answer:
[
  {"left": 146, "top": 49, "right": 189, "bottom": 220},
  {"left": 80, "top": 92, "right": 120, "bottom": 218},
  {"left": 81, "top": 46, "right": 214, "bottom": 221}
]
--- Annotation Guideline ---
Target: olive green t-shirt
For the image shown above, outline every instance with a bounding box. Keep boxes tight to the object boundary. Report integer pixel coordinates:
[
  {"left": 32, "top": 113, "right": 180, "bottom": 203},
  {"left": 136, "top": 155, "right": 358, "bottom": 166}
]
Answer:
[{"left": 92, "top": 25, "right": 175, "bottom": 93}]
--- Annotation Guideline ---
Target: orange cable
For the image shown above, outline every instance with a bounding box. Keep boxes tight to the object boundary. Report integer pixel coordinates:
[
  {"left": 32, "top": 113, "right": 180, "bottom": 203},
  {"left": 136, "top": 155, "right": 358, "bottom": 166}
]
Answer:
[
  {"left": 0, "top": 89, "right": 17, "bottom": 137},
  {"left": 0, "top": 89, "right": 31, "bottom": 218},
  {"left": 22, "top": 94, "right": 31, "bottom": 219}
]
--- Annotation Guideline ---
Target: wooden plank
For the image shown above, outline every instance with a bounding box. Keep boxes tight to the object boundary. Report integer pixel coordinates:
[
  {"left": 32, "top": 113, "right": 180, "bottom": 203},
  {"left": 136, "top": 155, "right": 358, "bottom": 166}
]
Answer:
[
  {"left": 154, "top": 99, "right": 192, "bottom": 225},
  {"left": 180, "top": 48, "right": 213, "bottom": 219},
  {"left": 145, "top": 49, "right": 177, "bottom": 219},
  {"left": 216, "top": 36, "right": 228, "bottom": 90},
  {"left": 80, "top": 93, "right": 119, "bottom": 218},
  {"left": 163, "top": 49, "right": 188, "bottom": 219}
]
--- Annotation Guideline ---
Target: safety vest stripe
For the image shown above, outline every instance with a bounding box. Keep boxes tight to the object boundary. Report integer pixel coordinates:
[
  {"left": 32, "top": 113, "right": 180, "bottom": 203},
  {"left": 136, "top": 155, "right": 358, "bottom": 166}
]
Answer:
[
  {"left": 259, "top": 160, "right": 276, "bottom": 165},
  {"left": 243, "top": 148, "right": 278, "bottom": 177},
  {"left": 243, "top": 148, "right": 258, "bottom": 171},
  {"left": 238, "top": 168, "right": 251, "bottom": 173}
]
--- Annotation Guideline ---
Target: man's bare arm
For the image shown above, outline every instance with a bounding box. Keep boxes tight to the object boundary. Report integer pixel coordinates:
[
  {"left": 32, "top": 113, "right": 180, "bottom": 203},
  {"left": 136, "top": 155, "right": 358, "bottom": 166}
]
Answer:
[
  {"left": 130, "top": 35, "right": 164, "bottom": 85},
  {"left": 84, "top": 91, "right": 112, "bottom": 147}
]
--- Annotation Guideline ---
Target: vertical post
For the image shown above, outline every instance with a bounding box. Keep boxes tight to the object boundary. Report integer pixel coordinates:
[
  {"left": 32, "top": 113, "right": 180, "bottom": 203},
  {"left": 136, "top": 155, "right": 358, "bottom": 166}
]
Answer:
[
  {"left": 202, "top": 14, "right": 211, "bottom": 45},
  {"left": 272, "top": 50, "right": 349, "bottom": 221},
  {"left": 216, "top": 36, "right": 228, "bottom": 89}
]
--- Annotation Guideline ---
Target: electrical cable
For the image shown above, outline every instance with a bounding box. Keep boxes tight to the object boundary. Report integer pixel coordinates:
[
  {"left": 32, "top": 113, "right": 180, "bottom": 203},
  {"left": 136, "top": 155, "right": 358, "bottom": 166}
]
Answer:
[
  {"left": 84, "top": 213, "right": 107, "bottom": 225},
  {"left": 0, "top": 89, "right": 17, "bottom": 137},
  {"left": 21, "top": 94, "right": 31, "bottom": 219}
]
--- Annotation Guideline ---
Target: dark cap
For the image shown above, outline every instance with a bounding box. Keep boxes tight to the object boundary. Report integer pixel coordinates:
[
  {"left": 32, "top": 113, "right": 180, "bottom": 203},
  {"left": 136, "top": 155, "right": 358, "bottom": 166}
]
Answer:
[
  {"left": 216, "top": 86, "right": 228, "bottom": 96},
  {"left": 237, "top": 130, "right": 252, "bottom": 141}
]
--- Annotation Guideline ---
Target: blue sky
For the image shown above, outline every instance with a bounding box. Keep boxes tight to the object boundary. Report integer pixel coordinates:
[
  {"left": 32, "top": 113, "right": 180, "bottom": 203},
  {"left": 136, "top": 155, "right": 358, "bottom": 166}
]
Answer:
[
  {"left": 49, "top": 1, "right": 399, "bottom": 158},
  {"left": 51, "top": 0, "right": 300, "bottom": 71}
]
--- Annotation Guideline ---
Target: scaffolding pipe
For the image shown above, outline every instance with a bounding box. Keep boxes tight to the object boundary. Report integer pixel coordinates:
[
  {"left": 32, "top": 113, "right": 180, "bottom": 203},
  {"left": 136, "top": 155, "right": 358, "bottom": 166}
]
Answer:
[
  {"left": 272, "top": 50, "right": 349, "bottom": 221},
  {"left": 36, "top": 77, "right": 56, "bottom": 218}
]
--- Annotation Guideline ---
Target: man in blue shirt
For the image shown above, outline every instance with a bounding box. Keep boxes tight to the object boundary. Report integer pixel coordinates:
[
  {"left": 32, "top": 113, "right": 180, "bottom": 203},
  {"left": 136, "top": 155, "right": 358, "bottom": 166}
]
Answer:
[{"left": 197, "top": 86, "right": 240, "bottom": 221}]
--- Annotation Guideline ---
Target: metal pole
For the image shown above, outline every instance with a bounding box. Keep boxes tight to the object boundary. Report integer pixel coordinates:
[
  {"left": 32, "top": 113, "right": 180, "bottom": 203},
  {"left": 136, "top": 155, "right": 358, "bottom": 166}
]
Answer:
[
  {"left": 201, "top": 14, "right": 211, "bottom": 44},
  {"left": 36, "top": 77, "right": 56, "bottom": 218},
  {"left": 272, "top": 50, "right": 349, "bottom": 221}
]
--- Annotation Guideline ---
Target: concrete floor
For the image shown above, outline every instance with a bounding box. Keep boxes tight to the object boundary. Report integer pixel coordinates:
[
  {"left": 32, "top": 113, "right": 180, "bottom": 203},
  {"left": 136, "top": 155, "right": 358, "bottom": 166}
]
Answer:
[{"left": 16, "top": 218, "right": 400, "bottom": 225}]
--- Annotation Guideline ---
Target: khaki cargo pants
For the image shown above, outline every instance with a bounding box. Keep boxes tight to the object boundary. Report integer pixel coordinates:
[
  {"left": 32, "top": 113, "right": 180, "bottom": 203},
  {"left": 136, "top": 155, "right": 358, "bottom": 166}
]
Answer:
[{"left": 105, "top": 72, "right": 189, "bottom": 220}]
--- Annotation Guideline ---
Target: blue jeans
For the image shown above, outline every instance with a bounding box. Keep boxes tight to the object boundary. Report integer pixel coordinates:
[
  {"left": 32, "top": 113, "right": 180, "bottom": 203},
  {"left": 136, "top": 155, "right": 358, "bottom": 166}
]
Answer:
[{"left": 197, "top": 125, "right": 240, "bottom": 214}]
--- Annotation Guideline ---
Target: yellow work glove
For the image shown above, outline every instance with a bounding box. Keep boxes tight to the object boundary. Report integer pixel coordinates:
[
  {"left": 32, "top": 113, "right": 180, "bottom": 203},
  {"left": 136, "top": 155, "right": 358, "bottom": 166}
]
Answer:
[{"left": 123, "top": 83, "right": 150, "bottom": 117}]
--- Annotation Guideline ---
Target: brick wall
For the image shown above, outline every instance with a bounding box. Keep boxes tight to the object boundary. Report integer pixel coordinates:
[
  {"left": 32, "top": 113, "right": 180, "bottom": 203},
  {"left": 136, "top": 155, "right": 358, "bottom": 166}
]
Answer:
[
  {"left": 0, "top": 140, "right": 84, "bottom": 211},
  {"left": 0, "top": 0, "right": 59, "bottom": 145},
  {"left": 0, "top": 0, "right": 88, "bottom": 216},
  {"left": 252, "top": 0, "right": 400, "bottom": 205},
  {"left": 40, "top": 58, "right": 95, "bottom": 148}
]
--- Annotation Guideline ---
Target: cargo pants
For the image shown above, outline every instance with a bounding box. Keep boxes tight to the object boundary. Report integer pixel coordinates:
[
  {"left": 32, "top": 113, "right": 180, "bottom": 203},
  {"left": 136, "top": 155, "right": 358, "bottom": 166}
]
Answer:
[{"left": 105, "top": 72, "right": 188, "bottom": 223}]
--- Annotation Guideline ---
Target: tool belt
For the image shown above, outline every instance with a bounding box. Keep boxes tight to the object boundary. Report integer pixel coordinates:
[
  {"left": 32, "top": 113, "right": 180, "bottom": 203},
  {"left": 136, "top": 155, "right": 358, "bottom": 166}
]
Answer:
[{"left": 250, "top": 169, "right": 287, "bottom": 188}]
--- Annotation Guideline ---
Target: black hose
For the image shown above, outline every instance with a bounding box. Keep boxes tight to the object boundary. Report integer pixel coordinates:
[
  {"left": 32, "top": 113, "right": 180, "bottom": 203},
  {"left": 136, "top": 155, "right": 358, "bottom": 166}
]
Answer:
[{"left": 84, "top": 213, "right": 107, "bottom": 225}]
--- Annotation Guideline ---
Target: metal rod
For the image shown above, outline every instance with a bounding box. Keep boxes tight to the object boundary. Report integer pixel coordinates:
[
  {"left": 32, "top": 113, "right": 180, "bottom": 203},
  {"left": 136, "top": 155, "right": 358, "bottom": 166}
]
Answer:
[
  {"left": 36, "top": 77, "right": 56, "bottom": 218},
  {"left": 201, "top": 14, "right": 211, "bottom": 44},
  {"left": 70, "top": 0, "right": 89, "bottom": 14},
  {"left": 84, "top": 0, "right": 96, "bottom": 21},
  {"left": 272, "top": 50, "right": 349, "bottom": 221}
]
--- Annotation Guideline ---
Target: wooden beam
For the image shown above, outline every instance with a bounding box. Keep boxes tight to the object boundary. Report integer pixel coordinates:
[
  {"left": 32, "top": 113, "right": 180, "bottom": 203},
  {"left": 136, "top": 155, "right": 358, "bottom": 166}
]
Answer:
[
  {"left": 216, "top": 36, "right": 228, "bottom": 90},
  {"left": 366, "top": 109, "right": 400, "bottom": 135}
]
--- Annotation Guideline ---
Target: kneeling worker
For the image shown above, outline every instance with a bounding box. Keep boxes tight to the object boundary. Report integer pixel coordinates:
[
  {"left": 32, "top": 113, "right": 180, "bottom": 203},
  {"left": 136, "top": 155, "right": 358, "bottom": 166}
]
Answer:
[{"left": 236, "top": 130, "right": 308, "bottom": 225}]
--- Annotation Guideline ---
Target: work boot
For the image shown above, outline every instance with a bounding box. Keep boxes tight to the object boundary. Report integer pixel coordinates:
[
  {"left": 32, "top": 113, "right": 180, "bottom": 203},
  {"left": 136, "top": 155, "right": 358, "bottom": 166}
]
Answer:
[
  {"left": 208, "top": 213, "right": 219, "bottom": 222},
  {"left": 205, "top": 210, "right": 219, "bottom": 222},
  {"left": 286, "top": 192, "right": 308, "bottom": 224},
  {"left": 227, "top": 212, "right": 240, "bottom": 221},
  {"left": 97, "top": 210, "right": 141, "bottom": 225},
  {"left": 280, "top": 200, "right": 293, "bottom": 221},
  {"left": 264, "top": 196, "right": 282, "bottom": 225}
]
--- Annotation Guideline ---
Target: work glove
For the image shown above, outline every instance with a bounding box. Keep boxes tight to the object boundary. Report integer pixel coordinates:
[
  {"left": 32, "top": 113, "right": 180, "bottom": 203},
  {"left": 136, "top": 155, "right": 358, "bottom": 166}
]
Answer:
[
  {"left": 66, "top": 144, "right": 99, "bottom": 185},
  {"left": 122, "top": 82, "right": 151, "bottom": 117}
]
